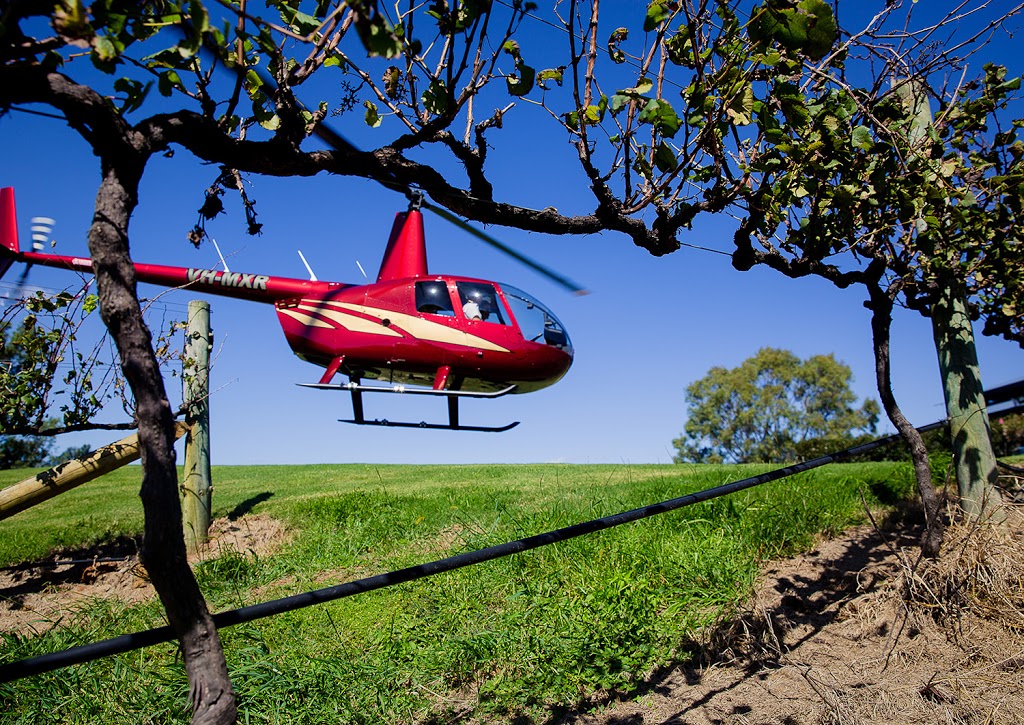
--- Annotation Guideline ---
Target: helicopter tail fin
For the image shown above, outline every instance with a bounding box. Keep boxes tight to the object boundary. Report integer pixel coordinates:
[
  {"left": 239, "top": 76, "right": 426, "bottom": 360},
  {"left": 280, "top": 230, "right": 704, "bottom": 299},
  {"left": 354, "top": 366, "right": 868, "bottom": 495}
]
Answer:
[
  {"left": 377, "top": 210, "right": 427, "bottom": 282},
  {"left": 0, "top": 187, "right": 21, "bottom": 280}
]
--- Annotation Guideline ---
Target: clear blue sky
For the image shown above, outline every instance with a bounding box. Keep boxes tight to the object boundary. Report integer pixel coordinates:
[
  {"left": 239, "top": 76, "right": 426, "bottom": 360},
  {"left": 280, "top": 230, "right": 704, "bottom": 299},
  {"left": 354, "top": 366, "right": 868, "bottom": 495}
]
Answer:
[{"left": 2, "top": 3, "right": 1022, "bottom": 465}]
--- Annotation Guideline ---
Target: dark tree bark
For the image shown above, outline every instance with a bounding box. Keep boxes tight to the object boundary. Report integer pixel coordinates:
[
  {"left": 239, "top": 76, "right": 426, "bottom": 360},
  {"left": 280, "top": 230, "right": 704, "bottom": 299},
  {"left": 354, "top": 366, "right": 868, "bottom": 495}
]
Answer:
[
  {"left": 88, "top": 166, "right": 236, "bottom": 723},
  {"left": 867, "top": 284, "right": 945, "bottom": 558}
]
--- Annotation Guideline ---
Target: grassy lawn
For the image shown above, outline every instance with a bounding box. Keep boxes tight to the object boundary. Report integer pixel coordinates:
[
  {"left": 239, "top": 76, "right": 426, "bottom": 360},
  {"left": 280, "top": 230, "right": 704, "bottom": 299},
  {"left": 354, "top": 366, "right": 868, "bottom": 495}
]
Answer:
[{"left": 0, "top": 461, "right": 919, "bottom": 723}]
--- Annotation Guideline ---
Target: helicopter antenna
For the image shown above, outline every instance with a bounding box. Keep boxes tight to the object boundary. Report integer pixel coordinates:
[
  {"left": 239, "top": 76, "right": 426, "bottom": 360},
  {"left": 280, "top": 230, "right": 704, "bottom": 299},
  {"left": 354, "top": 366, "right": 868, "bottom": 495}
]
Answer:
[
  {"left": 297, "top": 250, "right": 318, "bottom": 281},
  {"left": 209, "top": 237, "right": 231, "bottom": 273},
  {"left": 355, "top": 260, "right": 368, "bottom": 280}
]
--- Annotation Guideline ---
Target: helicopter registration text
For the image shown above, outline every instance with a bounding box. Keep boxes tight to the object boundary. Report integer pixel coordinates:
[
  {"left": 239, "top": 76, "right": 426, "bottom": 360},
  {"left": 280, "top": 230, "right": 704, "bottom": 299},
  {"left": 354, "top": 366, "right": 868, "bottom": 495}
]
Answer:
[{"left": 187, "top": 268, "right": 270, "bottom": 290}]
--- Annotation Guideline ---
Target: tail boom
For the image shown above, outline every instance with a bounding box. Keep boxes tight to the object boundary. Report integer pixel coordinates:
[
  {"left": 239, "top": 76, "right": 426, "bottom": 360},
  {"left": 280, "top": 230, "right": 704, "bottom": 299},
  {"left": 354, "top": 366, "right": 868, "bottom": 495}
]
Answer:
[{"left": 0, "top": 186, "right": 351, "bottom": 304}]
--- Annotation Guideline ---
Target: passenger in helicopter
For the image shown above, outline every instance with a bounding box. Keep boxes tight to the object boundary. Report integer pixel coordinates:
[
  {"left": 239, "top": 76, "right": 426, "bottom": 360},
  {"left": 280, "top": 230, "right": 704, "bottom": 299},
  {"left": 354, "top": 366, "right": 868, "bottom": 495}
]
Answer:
[{"left": 463, "top": 298, "right": 482, "bottom": 320}]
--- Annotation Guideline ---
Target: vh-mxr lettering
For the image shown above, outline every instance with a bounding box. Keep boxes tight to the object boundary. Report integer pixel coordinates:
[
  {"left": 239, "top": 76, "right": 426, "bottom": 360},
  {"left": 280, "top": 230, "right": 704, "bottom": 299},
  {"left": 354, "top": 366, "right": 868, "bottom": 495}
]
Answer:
[{"left": 187, "top": 268, "right": 269, "bottom": 290}]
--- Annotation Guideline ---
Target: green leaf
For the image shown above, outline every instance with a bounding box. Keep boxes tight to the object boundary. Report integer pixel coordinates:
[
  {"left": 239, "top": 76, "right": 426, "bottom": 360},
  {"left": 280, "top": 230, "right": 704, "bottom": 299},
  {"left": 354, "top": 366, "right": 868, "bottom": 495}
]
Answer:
[
  {"left": 799, "top": 0, "right": 837, "bottom": 61},
  {"left": 364, "top": 100, "right": 382, "bottom": 128},
  {"left": 639, "top": 98, "right": 681, "bottom": 138},
  {"left": 157, "top": 70, "right": 184, "bottom": 97},
  {"left": 422, "top": 79, "right": 449, "bottom": 115},
  {"left": 665, "top": 31, "right": 696, "bottom": 68},
  {"left": 607, "top": 27, "right": 628, "bottom": 64},
  {"left": 507, "top": 63, "right": 535, "bottom": 96},
  {"left": 750, "top": 0, "right": 837, "bottom": 61},
  {"left": 356, "top": 14, "right": 403, "bottom": 59},
  {"left": 563, "top": 96, "right": 608, "bottom": 131},
  {"left": 583, "top": 96, "right": 607, "bottom": 124},
  {"left": 537, "top": 67, "right": 565, "bottom": 90},
  {"left": 252, "top": 94, "right": 281, "bottom": 131},
  {"left": 503, "top": 40, "right": 535, "bottom": 96},
  {"left": 654, "top": 141, "right": 678, "bottom": 172},
  {"left": 633, "top": 152, "right": 653, "bottom": 180},
  {"left": 189, "top": 0, "right": 210, "bottom": 34},
  {"left": 93, "top": 36, "right": 119, "bottom": 64},
  {"left": 114, "top": 77, "right": 151, "bottom": 114},
  {"left": 851, "top": 125, "right": 874, "bottom": 151},
  {"left": 243, "top": 69, "right": 263, "bottom": 96},
  {"left": 620, "top": 77, "right": 654, "bottom": 97},
  {"left": 289, "top": 10, "right": 320, "bottom": 35},
  {"left": 726, "top": 83, "right": 755, "bottom": 126},
  {"left": 644, "top": 0, "right": 671, "bottom": 32}
]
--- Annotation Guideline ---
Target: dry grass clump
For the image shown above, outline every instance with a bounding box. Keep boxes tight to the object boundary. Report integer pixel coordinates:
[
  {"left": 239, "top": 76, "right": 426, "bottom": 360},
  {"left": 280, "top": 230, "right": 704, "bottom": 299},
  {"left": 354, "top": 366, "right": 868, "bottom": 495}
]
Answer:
[{"left": 893, "top": 505, "right": 1024, "bottom": 637}]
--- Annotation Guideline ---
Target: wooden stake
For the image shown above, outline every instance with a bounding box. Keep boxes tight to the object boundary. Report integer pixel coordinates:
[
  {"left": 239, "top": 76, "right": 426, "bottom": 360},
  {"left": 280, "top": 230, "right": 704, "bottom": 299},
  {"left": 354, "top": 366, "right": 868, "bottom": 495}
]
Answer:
[
  {"left": 182, "top": 300, "right": 213, "bottom": 554},
  {"left": 0, "top": 422, "right": 189, "bottom": 521}
]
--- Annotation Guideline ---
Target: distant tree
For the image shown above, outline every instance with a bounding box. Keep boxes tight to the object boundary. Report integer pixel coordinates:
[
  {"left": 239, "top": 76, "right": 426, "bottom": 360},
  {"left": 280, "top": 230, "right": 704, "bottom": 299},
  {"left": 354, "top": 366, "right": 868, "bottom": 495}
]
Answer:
[
  {"left": 0, "top": 435, "right": 91, "bottom": 469},
  {"left": 47, "top": 443, "right": 94, "bottom": 466},
  {"left": 673, "top": 348, "right": 879, "bottom": 464},
  {"left": 0, "top": 434, "right": 53, "bottom": 469}
]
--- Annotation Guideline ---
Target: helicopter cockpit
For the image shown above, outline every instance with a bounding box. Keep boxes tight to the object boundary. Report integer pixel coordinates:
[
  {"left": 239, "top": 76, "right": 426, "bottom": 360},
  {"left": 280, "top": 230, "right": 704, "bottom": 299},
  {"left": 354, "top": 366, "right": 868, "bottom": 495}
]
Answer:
[{"left": 413, "top": 279, "right": 572, "bottom": 355}]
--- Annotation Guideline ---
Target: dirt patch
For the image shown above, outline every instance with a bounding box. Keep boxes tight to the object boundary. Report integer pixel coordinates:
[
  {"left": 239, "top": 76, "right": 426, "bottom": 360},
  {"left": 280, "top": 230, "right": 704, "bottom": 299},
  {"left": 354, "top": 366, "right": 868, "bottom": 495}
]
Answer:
[
  {"left": 0, "top": 514, "right": 290, "bottom": 636},
  {"left": 559, "top": 508, "right": 1024, "bottom": 725}
]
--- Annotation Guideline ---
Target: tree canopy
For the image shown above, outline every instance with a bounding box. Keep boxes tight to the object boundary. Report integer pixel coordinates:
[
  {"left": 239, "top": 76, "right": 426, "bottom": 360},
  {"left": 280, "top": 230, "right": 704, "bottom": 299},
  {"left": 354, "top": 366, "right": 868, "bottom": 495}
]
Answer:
[{"left": 673, "top": 347, "right": 879, "bottom": 464}]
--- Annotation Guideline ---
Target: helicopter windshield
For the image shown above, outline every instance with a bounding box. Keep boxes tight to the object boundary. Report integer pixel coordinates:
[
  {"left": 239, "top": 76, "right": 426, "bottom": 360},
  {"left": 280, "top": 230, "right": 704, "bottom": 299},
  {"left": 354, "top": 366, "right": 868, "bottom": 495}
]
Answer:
[{"left": 499, "top": 284, "right": 573, "bottom": 354}]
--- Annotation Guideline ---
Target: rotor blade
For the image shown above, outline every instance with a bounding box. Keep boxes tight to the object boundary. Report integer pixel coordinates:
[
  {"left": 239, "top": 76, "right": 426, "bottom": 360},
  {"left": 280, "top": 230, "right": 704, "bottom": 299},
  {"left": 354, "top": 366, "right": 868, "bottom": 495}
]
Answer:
[
  {"left": 12, "top": 263, "right": 34, "bottom": 299},
  {"left": 421, "top": 202, "right": 588, "bottom": 295},
  {"left": 210, "top": 54, "right": 587, "bottom": 294}
]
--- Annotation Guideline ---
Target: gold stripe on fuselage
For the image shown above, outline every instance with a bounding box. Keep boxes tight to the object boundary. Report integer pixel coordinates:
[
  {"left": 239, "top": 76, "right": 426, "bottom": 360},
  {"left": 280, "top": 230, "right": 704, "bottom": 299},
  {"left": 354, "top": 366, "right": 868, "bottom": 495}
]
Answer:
[
  {"left": 290, "top": 300, "right": 510, "bottom": 353},
  {"left": 276, "top": 308, "right": 337, "bottom": 329},
  {"left": 291, "top": 302, "right": 403, "bottom": 336}
]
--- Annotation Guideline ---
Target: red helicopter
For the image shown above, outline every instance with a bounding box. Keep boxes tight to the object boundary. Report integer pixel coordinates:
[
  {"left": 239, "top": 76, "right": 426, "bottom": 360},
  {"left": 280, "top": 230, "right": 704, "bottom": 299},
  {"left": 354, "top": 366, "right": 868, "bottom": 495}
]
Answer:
[{"left": 0, "top": 186, "right": 575, "bottom": 432}]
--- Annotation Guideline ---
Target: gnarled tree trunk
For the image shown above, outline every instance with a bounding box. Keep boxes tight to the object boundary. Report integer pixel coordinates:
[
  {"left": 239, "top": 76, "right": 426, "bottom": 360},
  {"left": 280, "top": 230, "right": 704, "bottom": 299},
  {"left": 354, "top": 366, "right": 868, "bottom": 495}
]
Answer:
[
  {"left": 868, "top": 285, "right": 945, "bottom": 558},
  {"left": 88, "top": 163, "right": 236, "bottom": 723}
]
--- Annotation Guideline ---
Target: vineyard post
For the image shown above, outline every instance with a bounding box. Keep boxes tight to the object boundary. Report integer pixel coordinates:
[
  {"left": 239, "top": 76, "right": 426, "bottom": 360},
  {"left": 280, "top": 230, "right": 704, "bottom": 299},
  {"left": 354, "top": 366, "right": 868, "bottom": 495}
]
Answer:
[{"left": 182, "top": 299, "right": 213, "bottom": 552}]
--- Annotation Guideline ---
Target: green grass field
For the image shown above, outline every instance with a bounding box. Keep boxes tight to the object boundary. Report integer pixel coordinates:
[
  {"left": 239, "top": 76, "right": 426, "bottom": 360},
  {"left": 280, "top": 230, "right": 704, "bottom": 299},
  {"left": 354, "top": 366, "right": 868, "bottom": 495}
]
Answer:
[{"left": 0, "top": 461, "right": 920, "bottom": 723}]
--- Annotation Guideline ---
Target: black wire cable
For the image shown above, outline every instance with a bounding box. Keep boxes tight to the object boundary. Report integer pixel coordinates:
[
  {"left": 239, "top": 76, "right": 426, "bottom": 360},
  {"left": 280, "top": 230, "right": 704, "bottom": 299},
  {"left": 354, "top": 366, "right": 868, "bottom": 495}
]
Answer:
[{"left": 0, "top": 417, "right": 948, "bottom": 683}]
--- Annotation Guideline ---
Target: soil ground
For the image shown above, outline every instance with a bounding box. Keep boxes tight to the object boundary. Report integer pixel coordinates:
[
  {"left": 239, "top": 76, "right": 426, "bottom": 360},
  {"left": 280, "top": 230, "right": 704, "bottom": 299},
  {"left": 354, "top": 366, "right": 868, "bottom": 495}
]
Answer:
[
  {"left": 559, "top": 510, "right": 1024, "bottom": 725},
  {"left": 0, "top": 514, "right": 288, "bottom": 635},
  {"left": 2, "top": 511, "right": 1023, "bottom": 724}
]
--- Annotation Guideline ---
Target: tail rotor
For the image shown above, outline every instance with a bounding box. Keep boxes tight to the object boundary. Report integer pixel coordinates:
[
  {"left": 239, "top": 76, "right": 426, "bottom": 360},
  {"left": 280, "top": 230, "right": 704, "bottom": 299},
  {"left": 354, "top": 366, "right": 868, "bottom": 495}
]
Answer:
[
  {"left": 11, "top": 216, "right": 58, "bottom": 296},
  {"left": 30, "top": 217, "right": 55, "bottom": 252}
]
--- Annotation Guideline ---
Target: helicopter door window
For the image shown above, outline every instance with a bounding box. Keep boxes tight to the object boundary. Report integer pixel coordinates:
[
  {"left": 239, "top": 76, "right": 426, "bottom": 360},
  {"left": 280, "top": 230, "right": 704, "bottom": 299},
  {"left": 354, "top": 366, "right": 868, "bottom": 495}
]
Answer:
[
  {"left": 456, "top": 282, "right": 506, "bottom": 324},
  {"left": 415, "top": 281, "right": 455, "bottom": 316}
]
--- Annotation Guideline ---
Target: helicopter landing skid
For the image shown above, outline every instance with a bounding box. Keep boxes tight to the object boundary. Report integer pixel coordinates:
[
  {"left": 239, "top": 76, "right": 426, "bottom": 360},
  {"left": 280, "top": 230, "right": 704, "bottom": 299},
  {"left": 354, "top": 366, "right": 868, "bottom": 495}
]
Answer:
[
  {"left": 299, "top": 382, "right": 519, "bottom": 432},
  {"left": 339, "top": 418, "right": 520, "bottom": 433}
]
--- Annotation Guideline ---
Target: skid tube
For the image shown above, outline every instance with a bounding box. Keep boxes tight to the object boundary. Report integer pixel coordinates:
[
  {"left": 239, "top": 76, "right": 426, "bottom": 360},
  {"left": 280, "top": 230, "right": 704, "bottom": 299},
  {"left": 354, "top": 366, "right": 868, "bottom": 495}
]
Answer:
[{"left": 299, "top": 381, "right": 519, "bottom": 432}]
